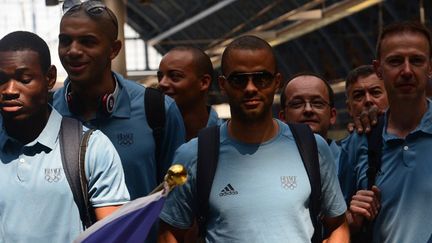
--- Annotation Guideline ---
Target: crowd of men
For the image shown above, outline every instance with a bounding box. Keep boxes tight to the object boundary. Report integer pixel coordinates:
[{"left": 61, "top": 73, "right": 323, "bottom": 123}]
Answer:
[{"left": 0, "top": 1, "right": 431, "bottom": 243}]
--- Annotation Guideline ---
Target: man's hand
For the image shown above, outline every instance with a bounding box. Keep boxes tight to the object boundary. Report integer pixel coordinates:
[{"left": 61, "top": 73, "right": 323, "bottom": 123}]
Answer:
[
  {"left": 348, "top": 106, "right": 383, "bottom": 134},
  {"left": 347, "top": 186, "right": 381, "bottom": 232}
]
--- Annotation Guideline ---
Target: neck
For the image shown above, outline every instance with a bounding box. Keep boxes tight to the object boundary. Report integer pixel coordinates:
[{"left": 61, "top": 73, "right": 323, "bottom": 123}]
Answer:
[
  {"left": 4, "top": 108, "right": 51, "bottom": 145},
  {"left": 228, "top": 114, "right": 277, "bottom": 144},
  {"left": 69, "top": 72, "right": 116, "bottom": 120},
  {"left": 180, "top": 103, "right": 210, "bottom": 141},
  {"left": 387, "top": 98, "right": 428, "bottom": 138}
]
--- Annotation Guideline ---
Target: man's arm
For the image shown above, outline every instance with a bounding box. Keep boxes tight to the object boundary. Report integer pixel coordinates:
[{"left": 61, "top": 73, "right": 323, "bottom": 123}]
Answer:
[
  {"left": 347, "top": 186, "right": 381, "bottom": 233},
  {"left": 323, "top": 214, "right": 350, "bottom": 243},
  {"left": 94, "top": 205, "right": 122, "bottom": 220},
  {"left": 158, "top": 220, "right": 189, "bottom": 243}
]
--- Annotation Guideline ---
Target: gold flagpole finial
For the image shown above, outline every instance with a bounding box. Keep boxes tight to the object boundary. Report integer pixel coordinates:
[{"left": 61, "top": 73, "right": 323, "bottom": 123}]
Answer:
[
  {"left": 150, "top": 164, "right": 187, "bottom": 195},
  {"left": 164, "top": 164, "right": 187, "bottom": 188}
]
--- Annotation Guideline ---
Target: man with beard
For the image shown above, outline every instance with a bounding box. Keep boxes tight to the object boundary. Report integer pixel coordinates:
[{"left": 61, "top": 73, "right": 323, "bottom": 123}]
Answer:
[{"left": 157, "top": 35, "right": 349, "bottom": 243}]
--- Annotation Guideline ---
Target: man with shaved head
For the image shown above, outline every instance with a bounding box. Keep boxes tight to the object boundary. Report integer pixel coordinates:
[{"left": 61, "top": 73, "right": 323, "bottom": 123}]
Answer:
[{"left": 158, "top": 46, "right": 221, "bottom": 141}]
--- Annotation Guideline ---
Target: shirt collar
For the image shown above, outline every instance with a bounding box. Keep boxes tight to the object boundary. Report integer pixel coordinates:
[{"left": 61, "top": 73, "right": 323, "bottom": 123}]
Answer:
[
  {"left": 0, "top": 107, "right": 62, "bottom": 153},
  {"left": 383, "top": 98, "right": 432, "bottom": 140},
  {"left": 59, "top": 72, "right": 132, "bottom": 120}
]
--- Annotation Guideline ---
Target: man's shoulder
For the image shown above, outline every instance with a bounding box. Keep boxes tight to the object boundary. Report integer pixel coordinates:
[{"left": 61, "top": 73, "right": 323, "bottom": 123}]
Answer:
[{"left": 115, "top": 73, "right": 145, "bottom": 94}]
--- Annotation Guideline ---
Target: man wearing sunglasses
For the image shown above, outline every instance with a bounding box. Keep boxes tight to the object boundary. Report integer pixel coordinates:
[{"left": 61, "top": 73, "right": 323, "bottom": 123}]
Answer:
[
  {"left": 52, "top": 2, "right": 185, "bottom": 241},
  {"left": 279, "top": 73, "right": 340, "bottom": 160},
  {"left": 158, "top": 35, "right": 349, "bottom": 243}
]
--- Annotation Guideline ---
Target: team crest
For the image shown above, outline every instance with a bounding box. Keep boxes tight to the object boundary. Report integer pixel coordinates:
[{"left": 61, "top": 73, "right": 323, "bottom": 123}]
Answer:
[
  {"left": 44, "top": 168, "right": 62, "bottom": 183},
  {"left": 281, "top": 176, "right": 297, "bottom": 190},
  {"left": 117, "top": 133, "right": 134, "bottom": 146}
]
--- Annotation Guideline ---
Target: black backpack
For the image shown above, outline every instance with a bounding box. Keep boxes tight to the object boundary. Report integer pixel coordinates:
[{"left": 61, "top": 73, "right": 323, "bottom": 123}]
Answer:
[
  {"left": 59, "top": 117, "right": 95, "bottom": 228},
  {"left": 196, "top": 123, "right": 322, "bottom": 243},
  {"left": 352, "top": 115, "right": 385, "bottom": 243},
  {"left": 60, "top": 88, "right": 166, "bottom": 229},
  {"left": 144, "top": 87, "right": 166, "bottom": 183}
]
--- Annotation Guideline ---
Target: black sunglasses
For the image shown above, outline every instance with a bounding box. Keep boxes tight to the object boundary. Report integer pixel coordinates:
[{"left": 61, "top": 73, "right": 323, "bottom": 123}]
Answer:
[
  {"left": 224, "top": 71, "right": 275, "bottom": 89},
  {"left": 62, "top": 0, "right": 118, "bottom": 28}
]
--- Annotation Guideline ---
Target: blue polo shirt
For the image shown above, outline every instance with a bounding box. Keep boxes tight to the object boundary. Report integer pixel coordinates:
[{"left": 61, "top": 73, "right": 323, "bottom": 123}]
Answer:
[
  {"left": 160, "top": 120, "right": 346, "bottom": 242},
  {"left": 207, "top": 107, "right": 223, "bottom": 127},
  {"left": 339, "top": 99, "right": 432, "bottom": 243},
  {"left": 53, "top": 72, "right": 186, "bottom": 199},
  {"left": 0, "top": 109, "right": 129, "bottom": 243}
]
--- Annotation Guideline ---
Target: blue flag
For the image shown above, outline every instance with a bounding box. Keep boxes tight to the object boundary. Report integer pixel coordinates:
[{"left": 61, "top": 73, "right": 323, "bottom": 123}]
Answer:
[{"left": 75, "top": 189, "right": 167, "bottom": 243}]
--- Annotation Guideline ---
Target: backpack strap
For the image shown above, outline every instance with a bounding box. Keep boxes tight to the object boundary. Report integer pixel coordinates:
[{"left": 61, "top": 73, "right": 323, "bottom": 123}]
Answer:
[
  {"left": 144, "top": 87, "right": 166, "bottom": 183},
  {"left": 288, "top": 123, "right": 322, "bottom": 243},
  {"left": 366, "top": 115, "right": 385, "bottom": 189},
  {"left": 196, "top": 125, "right": 220, "bottom": 239},
  {"left": 352, "top": 115, "right": 385, "bottom": 243},
  {"left": 60, "top": 117, "right": 95, "bottom": 228}
]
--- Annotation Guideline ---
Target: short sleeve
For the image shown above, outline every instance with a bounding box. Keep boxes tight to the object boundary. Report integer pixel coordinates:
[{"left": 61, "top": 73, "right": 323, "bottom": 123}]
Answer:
[
  {"left": 315, "top": 135, "right": 347, "bottom": 218},
  {"left": 84, "top": 129, "right": 130, "bottom": 207},
  {"left": 159, "top": 140, "right": 198, "bottom": 229}
]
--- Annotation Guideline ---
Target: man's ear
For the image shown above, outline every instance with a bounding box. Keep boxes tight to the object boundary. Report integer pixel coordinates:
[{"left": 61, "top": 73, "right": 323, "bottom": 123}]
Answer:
[
  {"left": 373, "top": 60, "right": 383, "bottom": 80},
  {"left": 110, "top": 40, "right": 122, "bottom": 60},
  {"left": 200, "top": 74, "right": 211, "bottom": 92},
  {"left": 46, "top": 65, "right": 57, "bottom": 90},
  {"left": 218, "top": 75, "right": 227, "bottom": 95},
  {"left": 278, "top": 110, "right": 286, "bottom": 122},
  {"left": 274, "top": 72, "right": 282, "bottom": 89},
  {"left": 330, "top": 107, "right": 337, "bottom": 125}
]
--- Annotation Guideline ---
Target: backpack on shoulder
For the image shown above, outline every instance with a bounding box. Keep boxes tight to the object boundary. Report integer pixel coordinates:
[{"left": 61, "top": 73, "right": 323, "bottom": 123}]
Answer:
[
  {"left": 351, "top": 115, "right": 385, "bottom": 243},
  {"left": 144, "top": 87, "right": 166, "bottom": 183},
  {"left": 196, "top": 123, "right": 322, "bottom": 243},
  {"left": 59, "top": 88, "right": 166, "bottom": 229},
  {"left": 59, "top": 117, "right": 95, "bottom": 229}
]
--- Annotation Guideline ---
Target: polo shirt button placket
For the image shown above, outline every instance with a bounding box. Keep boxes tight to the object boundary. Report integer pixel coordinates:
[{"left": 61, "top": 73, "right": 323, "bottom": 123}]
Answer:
[{"left": 17, "top": 157, "right": 29, "bottom": 182}]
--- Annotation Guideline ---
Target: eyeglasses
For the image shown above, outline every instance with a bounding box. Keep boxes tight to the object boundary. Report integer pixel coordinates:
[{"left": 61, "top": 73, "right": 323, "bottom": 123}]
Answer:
[
  {"left": 286, "top": 98, "right": 330, "bottom": 110},
  {"left": 223, "top": 71, "right": 275, "bottom": 90},
  {"left": 62, "top": 0, "right": 118, "bottom": 29}
]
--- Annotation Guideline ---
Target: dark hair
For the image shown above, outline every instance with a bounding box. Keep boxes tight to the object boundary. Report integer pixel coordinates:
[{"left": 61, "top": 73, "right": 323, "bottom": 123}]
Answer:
[
  {"left": 221, "top": 35, "right": 276, "bottom": 75},
  {"left": 376, "top": 21, "right": 432, "bottom": 59},
  {"left": 345, "top": 65, "right": 377, "bottom": 98},
  {"left": 0, "top": 31, "right": 51, "bottom": 73},
  {"left": 62, "top": 1, "right": 118, "bottom": 40},
  {"left": 169, "top": 46, "right": 214, "bottom": 80},
  {"left": 280, "top": 72, "right": 334, "bottom": 109}
]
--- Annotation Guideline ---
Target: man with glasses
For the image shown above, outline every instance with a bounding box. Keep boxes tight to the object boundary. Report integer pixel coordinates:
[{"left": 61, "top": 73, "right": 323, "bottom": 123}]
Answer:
[
  {"left": 279, "top": 73, "right": 340, "bottom": 160},
  {"left": 158, "top": 35, "right": 349, "bottom": 243},
  {"left": 52, "top": 2, "right": 185, "bottom": 241}
]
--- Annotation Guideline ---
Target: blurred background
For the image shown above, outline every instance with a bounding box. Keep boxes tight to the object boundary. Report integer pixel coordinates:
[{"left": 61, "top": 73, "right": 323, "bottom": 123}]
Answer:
[{"left": 1, "top": 0, "right": 431, "bottom": 139}]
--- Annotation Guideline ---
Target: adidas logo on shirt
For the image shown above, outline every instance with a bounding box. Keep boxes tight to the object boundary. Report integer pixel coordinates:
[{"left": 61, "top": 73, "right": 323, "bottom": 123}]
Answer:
[{"left": 219, "top": 184, "right": 238, "bottom": 197}]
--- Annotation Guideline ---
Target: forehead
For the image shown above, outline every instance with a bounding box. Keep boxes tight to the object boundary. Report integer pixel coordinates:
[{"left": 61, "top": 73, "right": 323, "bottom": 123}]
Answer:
[
  {"left": 286, "top": 76, "right": 328, "bottom": 98},
  {"left": 350, "top": 74, "right": 383, "bottom": 91},
  {"left": 160, "top": 50, "right": 195, "bottom": 70},
  {"left": 380, "top": 32, "right": 430, "bottom": 58},
  {"left": 60, "top": 14, "right": 112, "bottom": 39},
  {"left": 224, "top": 48, "right": 275, "bottom": 74},
  {"left": 0, "top": 50, "right": 42, "bottom": 72}
]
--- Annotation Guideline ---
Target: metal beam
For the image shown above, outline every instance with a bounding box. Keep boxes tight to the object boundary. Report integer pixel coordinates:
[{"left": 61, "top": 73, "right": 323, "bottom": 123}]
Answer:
[
  {"left": 148, "top": 0, "right": 237, "bottom": 46},
  {"left": 208, "top": 0, "right": 384, "bottom": 68}
]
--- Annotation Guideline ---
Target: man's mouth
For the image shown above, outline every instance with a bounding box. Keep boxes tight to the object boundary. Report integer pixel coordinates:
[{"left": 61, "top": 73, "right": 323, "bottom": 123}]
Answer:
[{"left": 0, "top": 101, "right": 23, "bottom": 112}]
